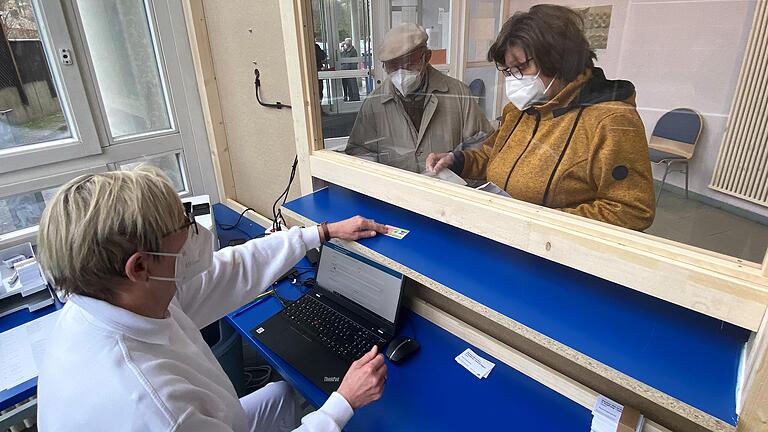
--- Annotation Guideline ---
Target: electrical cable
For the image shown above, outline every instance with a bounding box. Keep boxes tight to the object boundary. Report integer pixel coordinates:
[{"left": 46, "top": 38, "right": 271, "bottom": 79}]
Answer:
[
  {"left": 271, "top": 282, "right": 291, "bottom": 308},
  {"left": 271, "top": 156, "right": 299, "bottom": 232},
  {"left": 254, "top": 68, "right": 291, "bottom": 110},
  {"left": 245, "top": 365, "right": 273, "bottom": 389},
  {"left": 217, "top": 207, "right": 267, "bottom": 241},
  {"left": 219, "top": 207, "right": 257, "bottom": 230}
]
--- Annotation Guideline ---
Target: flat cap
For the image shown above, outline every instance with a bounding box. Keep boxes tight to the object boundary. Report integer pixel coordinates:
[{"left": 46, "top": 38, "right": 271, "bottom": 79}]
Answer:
[{"left": 378, "top": 23, "right": 428, "bottom": 62}]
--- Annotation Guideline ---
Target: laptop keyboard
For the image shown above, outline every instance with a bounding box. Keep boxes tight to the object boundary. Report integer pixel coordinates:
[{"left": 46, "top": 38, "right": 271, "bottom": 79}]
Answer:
[{"left": 282, "top": 295, "right": 386, "bottom": 362}]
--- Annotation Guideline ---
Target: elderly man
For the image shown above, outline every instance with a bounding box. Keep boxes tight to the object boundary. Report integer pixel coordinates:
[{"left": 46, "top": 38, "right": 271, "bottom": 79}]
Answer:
[
  {"left": 36, "top": 168, "right": 389, "bottom": 431},
  {"left": 344, "top": 23, "right": 492, "bottom": 173},
  {"left": 340, "top": 38, "right": 360, "bottom": 102}
]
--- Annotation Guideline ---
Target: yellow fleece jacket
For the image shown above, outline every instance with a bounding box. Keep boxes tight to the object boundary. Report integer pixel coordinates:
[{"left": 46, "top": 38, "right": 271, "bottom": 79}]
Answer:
[{"left": 459, "top": 68, "right": 655, "bottom": 231}]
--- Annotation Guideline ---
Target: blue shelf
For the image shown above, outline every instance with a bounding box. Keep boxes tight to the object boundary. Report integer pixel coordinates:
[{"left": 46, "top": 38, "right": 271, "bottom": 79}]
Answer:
[
  {"left": 279, "top": 184, "right": 749, "bottom": 425},
  {"left": 223, "top": 251, "right": 592, "bottom": 431}
]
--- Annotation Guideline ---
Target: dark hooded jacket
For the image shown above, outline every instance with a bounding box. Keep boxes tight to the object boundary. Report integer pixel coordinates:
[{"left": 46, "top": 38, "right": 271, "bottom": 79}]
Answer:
[{"left": 455, "top": 67, "right": 655, "bottom": 231}]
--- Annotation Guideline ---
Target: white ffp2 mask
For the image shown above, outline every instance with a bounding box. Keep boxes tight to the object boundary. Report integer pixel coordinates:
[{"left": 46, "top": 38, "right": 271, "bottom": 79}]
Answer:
[
  {"left": 504, "top": 72, "right": 555, "bottom": 110},
  {"left": 147, "top": 225, "right": 214, "bottom": 285},
  {"left": 390, "top": 68, "right": 422, "bottom": 96}
]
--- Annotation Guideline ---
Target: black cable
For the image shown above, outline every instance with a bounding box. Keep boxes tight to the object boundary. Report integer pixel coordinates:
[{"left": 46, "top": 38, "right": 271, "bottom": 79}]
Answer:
[
  {"left": 254, "top": 68, "right": 291, "bottom": 110},
  {"left": 219, "top": 207, "right": 257, "bottom": 230},
  {"left": 245, "top": 365, "right": 273, "bottom": 389},
  {"left": 271, "top": 283, "right": 290, "bottom": 307},
  {"left": 271, "top": 156, "right": 299, "bottom": 232}
]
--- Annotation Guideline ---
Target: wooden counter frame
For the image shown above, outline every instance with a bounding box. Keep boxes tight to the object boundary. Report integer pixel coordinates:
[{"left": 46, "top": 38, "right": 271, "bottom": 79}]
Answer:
[{"left": 273, "top": 1, "right": 768, "bottom": 431}]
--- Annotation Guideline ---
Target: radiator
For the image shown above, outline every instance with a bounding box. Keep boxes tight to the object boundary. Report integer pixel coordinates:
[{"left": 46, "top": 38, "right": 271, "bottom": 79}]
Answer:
[{"left": 710, "top": 0, "right": 768, "bottom": 207}]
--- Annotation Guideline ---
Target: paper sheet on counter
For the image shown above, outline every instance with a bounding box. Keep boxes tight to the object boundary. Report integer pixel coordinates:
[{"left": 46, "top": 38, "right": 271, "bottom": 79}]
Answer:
[{"left": 0, "top": 310, "right": 60, "bottom": 391}]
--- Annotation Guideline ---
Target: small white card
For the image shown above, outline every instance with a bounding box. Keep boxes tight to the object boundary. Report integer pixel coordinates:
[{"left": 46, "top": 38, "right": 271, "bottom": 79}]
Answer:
[
  {"left": 590, "top": 395, "right": 624, "bottom": 432},
  {"left": 455, "top": 348, "right": 495, "bottom": 379},
  {"left": 593, "top": 395, "right": 623, "bottom": 424},
  {"left": 385, "top": 226, "right": 409, "bottom": 240},
  {"left": 422, "top": 168, "right": 468, "bottom": 186}
]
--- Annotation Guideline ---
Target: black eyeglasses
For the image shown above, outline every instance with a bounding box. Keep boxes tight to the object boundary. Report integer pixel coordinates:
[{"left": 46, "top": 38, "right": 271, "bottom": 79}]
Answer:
[
  {"left": 497, "top": 57, "right": 533, "bottom": 79},
  {"left": 163, "top": 212, "right": 198, "bottom": 237},
  {"left": 182, "top": 213, "right": 199, "bottom": 236}
]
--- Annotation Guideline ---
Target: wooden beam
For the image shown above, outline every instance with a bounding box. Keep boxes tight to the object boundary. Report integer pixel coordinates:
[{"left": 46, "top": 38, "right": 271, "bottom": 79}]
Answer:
[
  {"left": 282, "top": 207, "right": 736, "bottom": 431},
  {"left": 408, "top": 296, "right": 672, "bottom": 432},
  {"left": 452, "top": 0, "right": 469, "bottom": 81},
  {"left": 278, "top": 0, "right": 319, "bottom": 196},
  {"left": 738, "top": 310, "right": 768, "bottom": 431},
  {"left": 181, "top": 0, "right": 237, "bottom": 201},
  {"left": 308, "top": 150, "right": 768, "bottom": 331}
]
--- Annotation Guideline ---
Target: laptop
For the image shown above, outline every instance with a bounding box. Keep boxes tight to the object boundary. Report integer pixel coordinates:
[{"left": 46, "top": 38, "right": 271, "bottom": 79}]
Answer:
[{"left": 251, "top": 242, "right": 405, "bottom": 394}]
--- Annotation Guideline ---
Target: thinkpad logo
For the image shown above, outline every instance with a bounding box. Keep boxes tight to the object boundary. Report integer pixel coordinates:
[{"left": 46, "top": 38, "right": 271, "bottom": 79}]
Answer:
[
  {"left": 255, "top": 327, "right": 264, "bottom": 334},
  {"left": 323, "top": 376, "right": 340, "bottom": 382}
]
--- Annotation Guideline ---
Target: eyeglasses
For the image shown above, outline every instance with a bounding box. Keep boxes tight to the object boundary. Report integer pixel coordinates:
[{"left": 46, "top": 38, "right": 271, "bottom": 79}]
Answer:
[
  {"left": 382, "top": 50, "right": 427, "bottom": 73},
  {"left": 162, "top": 212, "right": 198, "bottom": 238},
  {"left": 497, "top": 57, "right": 533, "bottom": 79}
]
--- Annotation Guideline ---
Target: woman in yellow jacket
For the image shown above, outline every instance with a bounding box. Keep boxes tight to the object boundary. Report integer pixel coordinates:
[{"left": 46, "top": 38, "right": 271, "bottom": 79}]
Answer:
[{"left": 427, "top": 5, "right": 655, "bottom": 231}]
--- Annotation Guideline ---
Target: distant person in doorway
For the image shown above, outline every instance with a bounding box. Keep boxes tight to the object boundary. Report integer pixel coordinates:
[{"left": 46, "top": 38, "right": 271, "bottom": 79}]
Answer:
[
  {"left": 315, "top": 41, "right": 327, "bottom": 103},
  {"left": 340, "top": 38, "right": 360, "bottom": 102}
]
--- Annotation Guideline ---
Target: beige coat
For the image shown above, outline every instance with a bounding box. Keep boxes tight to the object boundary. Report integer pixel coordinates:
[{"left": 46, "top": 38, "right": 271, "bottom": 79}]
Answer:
[{"left": 345, "top": 65, "right": 492, "bottom": 173}]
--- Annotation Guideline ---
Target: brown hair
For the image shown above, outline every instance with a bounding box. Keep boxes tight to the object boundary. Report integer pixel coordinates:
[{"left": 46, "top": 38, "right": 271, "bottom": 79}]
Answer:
[{"left": 488, "top": 4, "right": 596, "bottom": 82}]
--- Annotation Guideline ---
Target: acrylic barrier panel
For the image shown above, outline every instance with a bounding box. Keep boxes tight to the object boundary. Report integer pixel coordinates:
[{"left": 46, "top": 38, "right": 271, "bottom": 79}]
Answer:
[{"left": 312, "top": 0, "right": 768, "bottom": 265}]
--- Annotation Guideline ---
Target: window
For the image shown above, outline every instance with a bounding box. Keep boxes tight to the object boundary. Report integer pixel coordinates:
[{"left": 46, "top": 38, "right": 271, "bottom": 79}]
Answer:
[
  {"left": 0, "top": 0, "right": 99, "bottom": 173},
  {"left": 0, "top": 0, "right": 217, "bottom": 247},
  {"left": 76, "top": 0, "right": 173, "bottom": 140},
  {"left": 116, "top": 151, "right": 188, "bottom": 194},
  {"left": 0, "top": 186, "right": 56, "bottom": 236}
]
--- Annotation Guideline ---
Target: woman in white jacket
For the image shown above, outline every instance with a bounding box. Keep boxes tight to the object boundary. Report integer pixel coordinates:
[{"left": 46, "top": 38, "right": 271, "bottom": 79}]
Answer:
[{"left": 36, "top": 168, "right": 389, "bottom": 432}]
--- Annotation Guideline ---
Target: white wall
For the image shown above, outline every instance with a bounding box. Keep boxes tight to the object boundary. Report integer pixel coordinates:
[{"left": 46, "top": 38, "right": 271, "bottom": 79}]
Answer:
[{"left": 505, "top": 0, "right": 765, "bottom": 217}]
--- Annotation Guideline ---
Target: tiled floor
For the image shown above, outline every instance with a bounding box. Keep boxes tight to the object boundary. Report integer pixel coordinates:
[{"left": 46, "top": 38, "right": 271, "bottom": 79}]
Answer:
[{"left": 646, "top": 189, "right": 768, "bottom": 264}]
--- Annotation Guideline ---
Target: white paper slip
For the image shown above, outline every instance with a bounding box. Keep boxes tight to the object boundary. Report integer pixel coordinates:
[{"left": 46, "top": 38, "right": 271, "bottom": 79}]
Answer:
[
  {"left": 455, "top": 348, "right": 495, "bottom": 379},
  {"left": 590, "top": 394, "right": 644, "bottom": 432},
  {"left": 455, "top": 353, "right": 485, "bottom": 378},
  {"left": 591, "top": 415, "right": 618, "bottom": 432},
  {"left": 593, "top": 394, "right": 623, "bottom": 424},
  {"left": 385, "top": 226, "right": 409, "bottom": 240},
  {"left": 422, "top": 168, "right": 468, "bottom": 186},
  {"left": 475, "top": 181, "right": 512, "bottom": 198},
  {"left": 0, "top": 310, "right": 60, "bottom": 391}
]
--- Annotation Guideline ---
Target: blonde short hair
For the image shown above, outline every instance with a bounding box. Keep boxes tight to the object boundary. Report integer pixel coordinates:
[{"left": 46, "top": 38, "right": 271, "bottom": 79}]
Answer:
[{"left": 38, "top": 167, "right": 187, "bottom": 300}]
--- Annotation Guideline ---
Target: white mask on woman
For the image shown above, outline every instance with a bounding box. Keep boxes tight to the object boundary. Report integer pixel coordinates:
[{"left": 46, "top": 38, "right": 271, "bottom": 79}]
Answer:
[
  {"left": 505, "top": 71, "right": 555, "bottom": 110},
  {"left": 147, "top": 225, "right": 214, "bottom": 286},
  {"left": 390, "top": 68, "right": 423, "bottom": 96}
]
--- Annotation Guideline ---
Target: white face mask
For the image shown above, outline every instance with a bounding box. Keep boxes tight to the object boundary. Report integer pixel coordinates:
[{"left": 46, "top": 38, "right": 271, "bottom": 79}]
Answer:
[
  {"left": 390, "top": 68, "right": 423, "bottom": 96},
  {"left": 147, "top": 225, "right": 214, "bottom": 286},
  {"left": 504, "top": 72, "right": 555, "bottom": 110}
]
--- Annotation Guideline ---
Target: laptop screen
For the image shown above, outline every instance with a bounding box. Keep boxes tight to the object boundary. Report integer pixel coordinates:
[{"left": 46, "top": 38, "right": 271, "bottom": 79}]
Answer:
[{"left": 316, "top": 243, "right": 403, "bottom": 324}]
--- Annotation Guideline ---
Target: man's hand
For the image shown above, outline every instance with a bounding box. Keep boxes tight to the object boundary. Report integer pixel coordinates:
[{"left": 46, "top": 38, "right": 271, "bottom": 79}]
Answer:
[
  {"left": 328, "top": 216, "right": 389, "bottom": 241},
  {"left": 337, "top": 345, "right": 387, "bottom": 409},
  {"left": 426, "top": 152, "right": 455, "bottom": 174}
]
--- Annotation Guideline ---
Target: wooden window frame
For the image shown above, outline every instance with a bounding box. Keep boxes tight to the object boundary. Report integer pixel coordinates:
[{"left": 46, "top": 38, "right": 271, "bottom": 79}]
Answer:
[{"left": 275, "top": 0, "right": 768, "bottom": 332}]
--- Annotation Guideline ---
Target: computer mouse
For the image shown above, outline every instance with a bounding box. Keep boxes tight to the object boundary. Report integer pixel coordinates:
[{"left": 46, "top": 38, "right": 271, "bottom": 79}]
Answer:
[{"left": 385, "top": 336, "right": 420, "bottom": 363}]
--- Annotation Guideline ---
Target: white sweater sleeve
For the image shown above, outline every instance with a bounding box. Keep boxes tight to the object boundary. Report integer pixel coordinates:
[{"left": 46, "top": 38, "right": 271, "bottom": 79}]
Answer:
[
  {"left": 175, "top": 226, "right": 321, "bottom": 329},
  {"left": 295, "top": 392, "right": 354, "bottom": 432}
]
